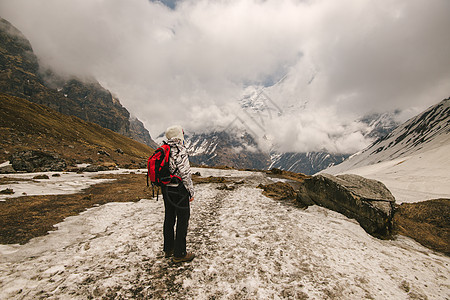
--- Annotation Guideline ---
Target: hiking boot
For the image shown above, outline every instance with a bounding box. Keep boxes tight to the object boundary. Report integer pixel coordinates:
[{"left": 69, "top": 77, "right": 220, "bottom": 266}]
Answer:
[
  {"left": 164, "top": 250, "right": 174, "bottom": 258},
  {"left": 173, "top": 252, "right": 195, "bottom": 263}
]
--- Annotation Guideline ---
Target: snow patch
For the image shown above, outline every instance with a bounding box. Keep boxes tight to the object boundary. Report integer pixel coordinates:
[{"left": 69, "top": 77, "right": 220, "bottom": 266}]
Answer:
[
  {"left": 0, "top": 169, "right": 146, "bottom": 201},
  {"left": 0, "top": 161, "right": 11, "bottom": 167}
]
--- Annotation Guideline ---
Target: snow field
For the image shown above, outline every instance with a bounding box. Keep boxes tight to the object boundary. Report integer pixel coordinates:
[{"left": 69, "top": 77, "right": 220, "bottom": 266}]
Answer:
[
  {"left": 335, "top": 143, "right": 450, "bottom": 203},
  {"left": 0, "top": 169, "right": 449, "bottom": 299}
]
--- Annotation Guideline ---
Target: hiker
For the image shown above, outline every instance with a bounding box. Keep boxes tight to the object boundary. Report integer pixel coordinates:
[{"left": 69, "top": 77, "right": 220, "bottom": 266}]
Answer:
[{"left": 162, "top": 125, "right": 195, "bottom": 263}]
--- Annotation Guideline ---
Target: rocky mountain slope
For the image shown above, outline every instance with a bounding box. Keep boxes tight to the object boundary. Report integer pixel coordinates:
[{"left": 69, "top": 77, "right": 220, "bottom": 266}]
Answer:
[
  {"left": 324, "top": 97, "right": 450, "bottom": 174},
  {"left": 129, "top": 117, "right": 159, "bottom": 149},
  {"left": 0, "top": 17, "right": 156, "bottom": 147},
  {"left": 269, "top": 151, "right": 349, "bottom": 175},
  {"left": 0, "top": 93, "right": 153, "bottom": 168}
]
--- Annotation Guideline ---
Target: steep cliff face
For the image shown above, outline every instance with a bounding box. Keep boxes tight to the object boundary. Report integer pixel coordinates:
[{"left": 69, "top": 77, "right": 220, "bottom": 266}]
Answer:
[
  {"left": 59, "top": 79, "right": 130, "bottom": 135},
  {"left": 0, "top": 18, "right": 38, "bottom": 75},
  {"left": 0, "top": 17, "right": 156, "bottom": 147},
  {"left": 129, "top": 117, "right": 159, "bottom": 148}
]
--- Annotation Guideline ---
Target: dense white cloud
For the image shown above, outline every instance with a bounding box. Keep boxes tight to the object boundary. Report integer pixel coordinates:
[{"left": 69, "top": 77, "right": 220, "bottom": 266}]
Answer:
[{"left": 1, "top": 0, "right": 449, "bottom": 153}]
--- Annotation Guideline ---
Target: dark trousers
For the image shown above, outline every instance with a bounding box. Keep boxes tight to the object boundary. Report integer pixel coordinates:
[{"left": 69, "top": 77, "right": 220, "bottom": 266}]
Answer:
[{"left": 162, "top": 184, "right": 190, "bottom": 257}]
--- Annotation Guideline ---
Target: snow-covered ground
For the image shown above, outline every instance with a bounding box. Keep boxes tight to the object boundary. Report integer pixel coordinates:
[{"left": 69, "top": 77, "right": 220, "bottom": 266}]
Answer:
[
  {"left": 0, "top": 168, "right": 449, "bottom": 299},
  {"left": 0, "top": 166, "right": 141, "bottom": 201},
  {"left": 323, "top": 143, "right": 450, "bottom": 203}
]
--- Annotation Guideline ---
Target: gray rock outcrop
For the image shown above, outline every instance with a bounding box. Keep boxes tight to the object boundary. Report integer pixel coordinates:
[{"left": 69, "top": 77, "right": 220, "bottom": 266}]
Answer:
[
  {"left": 297, "top": 173, "right": 395, "bottom": 238},
  {"left": 9, "top": 150, "right": 67, "bottom": 172}
]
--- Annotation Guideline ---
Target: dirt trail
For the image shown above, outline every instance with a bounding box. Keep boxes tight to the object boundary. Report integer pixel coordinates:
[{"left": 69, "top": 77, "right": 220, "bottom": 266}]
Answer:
[{"left": 135, "top": 184, "right": 230, "bottom": 299}]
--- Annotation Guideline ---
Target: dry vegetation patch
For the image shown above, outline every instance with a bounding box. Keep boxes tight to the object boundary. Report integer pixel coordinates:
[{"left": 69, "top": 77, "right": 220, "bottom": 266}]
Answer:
[
  {"left": 265, "top": 168, "right": 310, "bottom": 190},
  {"left": 0, "top": 173, "right": 153, "bottom": 244},
  {"left": 258, "top": 182, "right": 297, "bottom": 202},
  {"left": 394, "top": 199, "right": 449, "bottom": 255},
  {"left": 192, "top": 174, "right": 231, "bottom": 184},
  {"left": 0, "top": 177, "right": 35, "bottom": 184}
]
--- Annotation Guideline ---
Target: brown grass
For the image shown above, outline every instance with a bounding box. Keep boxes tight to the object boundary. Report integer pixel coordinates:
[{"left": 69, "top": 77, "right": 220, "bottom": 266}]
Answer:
[{"left": 393, "top": 199, "right": 450, "bottom": 255}]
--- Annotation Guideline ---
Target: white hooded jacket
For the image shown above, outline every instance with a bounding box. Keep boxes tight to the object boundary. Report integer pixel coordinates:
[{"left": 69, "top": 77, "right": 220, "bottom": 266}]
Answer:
[{"left": 165, "top": 126, "right": 195, "bottom": 198}]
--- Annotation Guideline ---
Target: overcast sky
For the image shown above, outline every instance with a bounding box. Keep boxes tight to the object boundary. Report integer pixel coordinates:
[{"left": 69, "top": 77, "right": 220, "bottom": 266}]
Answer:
[{"left": 1, "top": 0, "right": 449, "bottom": 153}]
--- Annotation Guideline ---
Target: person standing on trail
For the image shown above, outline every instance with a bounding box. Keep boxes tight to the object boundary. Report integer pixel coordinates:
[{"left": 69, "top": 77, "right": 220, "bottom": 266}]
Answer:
[{"left": 162, "top": 125, "right": 195, "bottom": 263}]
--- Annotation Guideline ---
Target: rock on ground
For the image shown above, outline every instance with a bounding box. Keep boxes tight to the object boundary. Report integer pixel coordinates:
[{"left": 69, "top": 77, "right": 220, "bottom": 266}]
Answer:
[{"left": 297, "top": 173, "right": 395, "bottom": 238}]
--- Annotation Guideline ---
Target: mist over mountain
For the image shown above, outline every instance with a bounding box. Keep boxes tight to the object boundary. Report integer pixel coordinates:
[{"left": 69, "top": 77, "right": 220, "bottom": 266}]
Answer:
[
  {"left": 324, "top": 97, "right": 450, "bottom": 175},
  {"left": 183, "top": 108, "right": 401, "bottom": 174},
  {"left": 0, "top": 14, "right": 404, "bottom": 174},
  {"left": 0, "top": 18, "right": 156, "bottom": 148},
  {"left": 2, "top": 3, "right": 448, "bottom": 176},
  {"left": 183, "top": 77, "right": 401, "bottom": 174}
]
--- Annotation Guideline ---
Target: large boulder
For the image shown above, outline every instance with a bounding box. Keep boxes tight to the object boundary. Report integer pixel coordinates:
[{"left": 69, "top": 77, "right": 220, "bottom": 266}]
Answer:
[
  {"left": 9, "top": 150, "right": 67, "bottom": 172},
  {"left": 297, "top": 173, "right": 395, "bottom": 238}
]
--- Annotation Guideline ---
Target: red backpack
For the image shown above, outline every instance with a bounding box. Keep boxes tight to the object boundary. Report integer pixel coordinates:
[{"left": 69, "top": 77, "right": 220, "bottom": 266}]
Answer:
[{"left": 147, "top": 143, "right": 181, "bottom": 196}]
